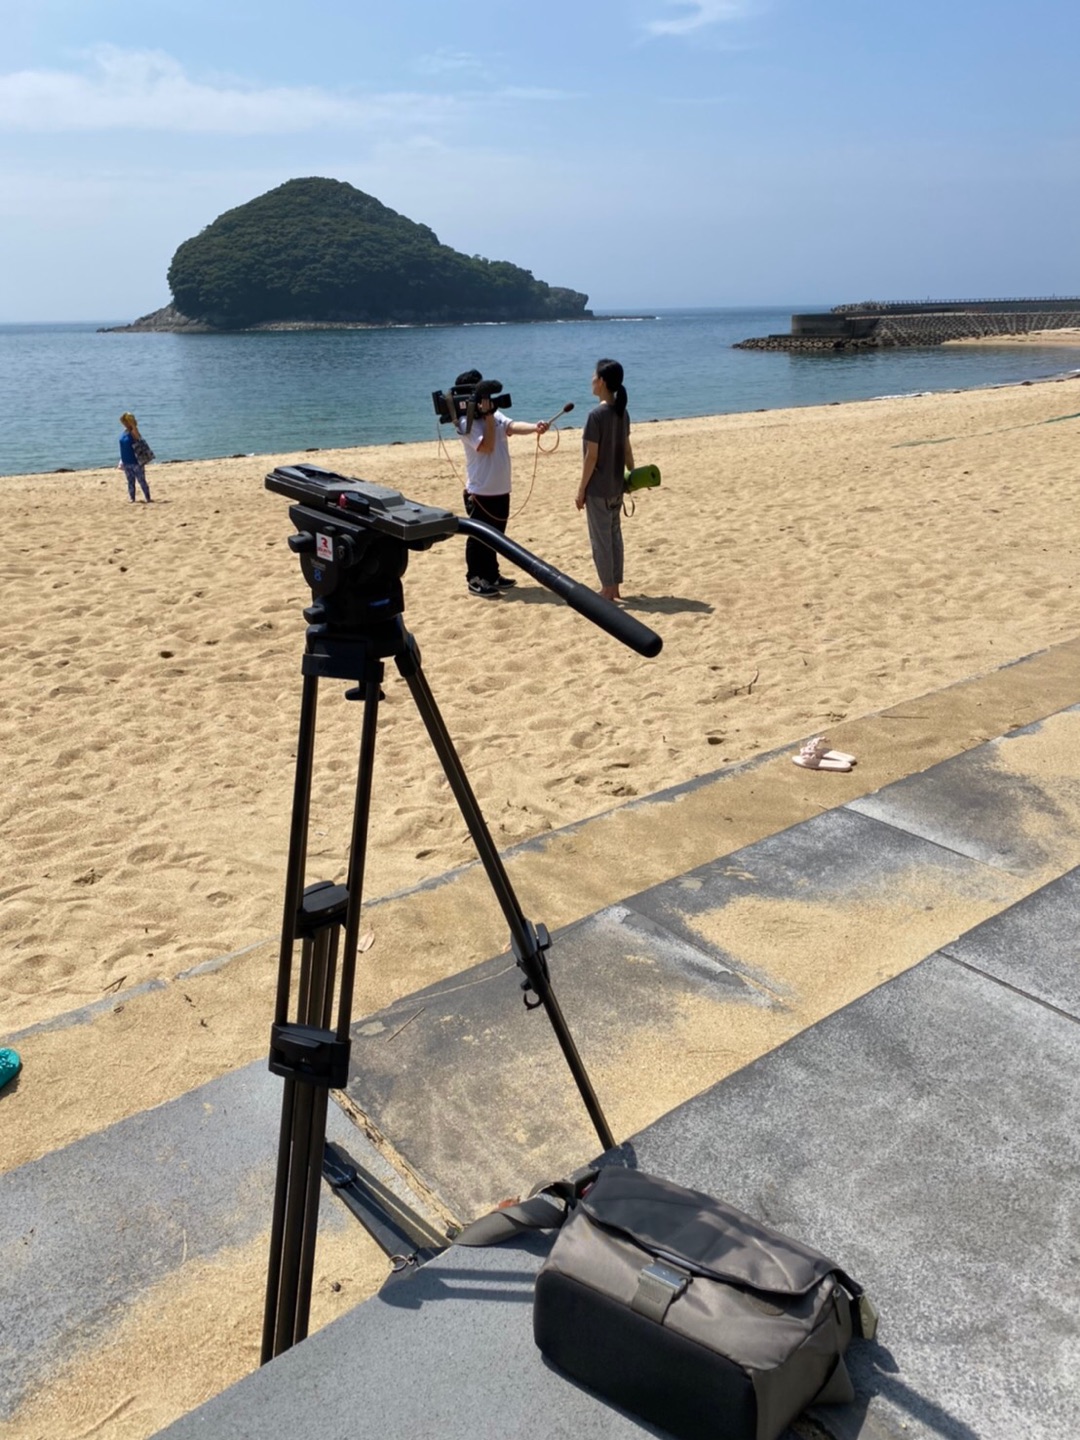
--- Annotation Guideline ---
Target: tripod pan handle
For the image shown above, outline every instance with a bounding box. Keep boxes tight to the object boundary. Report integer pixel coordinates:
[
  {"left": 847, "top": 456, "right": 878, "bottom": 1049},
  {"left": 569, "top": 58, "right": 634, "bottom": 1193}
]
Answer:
[
  {"left": 456, "top": 516, "right": 662, "bottom": 658},
  {"left": 549, "top": 577, "right": 662, "bottom": 657}
]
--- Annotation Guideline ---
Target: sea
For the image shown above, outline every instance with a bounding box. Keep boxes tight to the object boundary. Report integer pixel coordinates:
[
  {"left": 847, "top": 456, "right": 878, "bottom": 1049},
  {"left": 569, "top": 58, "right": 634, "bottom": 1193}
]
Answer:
[{"left": 3, "top": 306, "right": 1080, "bottom": 478}]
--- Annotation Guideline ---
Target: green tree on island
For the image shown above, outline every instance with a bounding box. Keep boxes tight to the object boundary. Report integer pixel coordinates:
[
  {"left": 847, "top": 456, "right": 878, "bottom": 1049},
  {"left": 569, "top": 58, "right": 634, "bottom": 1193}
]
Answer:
[{"left": 167, "top": 178, "right": 590, "bottom": 328}]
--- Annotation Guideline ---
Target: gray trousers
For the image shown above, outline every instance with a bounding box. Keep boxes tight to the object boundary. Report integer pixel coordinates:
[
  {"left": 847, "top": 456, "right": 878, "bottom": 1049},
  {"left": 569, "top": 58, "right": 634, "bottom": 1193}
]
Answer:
[{"left": 585, "top": 493, "right": 624, "bottom": 587}]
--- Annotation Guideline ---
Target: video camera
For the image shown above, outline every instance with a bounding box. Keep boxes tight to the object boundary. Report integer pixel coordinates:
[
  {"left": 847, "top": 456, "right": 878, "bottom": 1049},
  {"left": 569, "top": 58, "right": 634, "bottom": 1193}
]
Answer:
[{"left": 432, "top": 375, "right": 512, "bottom": 433}]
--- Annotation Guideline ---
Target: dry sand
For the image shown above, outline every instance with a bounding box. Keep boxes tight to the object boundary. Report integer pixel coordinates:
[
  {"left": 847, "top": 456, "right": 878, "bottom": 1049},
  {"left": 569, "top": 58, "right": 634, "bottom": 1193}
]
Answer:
[
  {"left": 4, "top": 374, "right": 1080, "bottom": 1436},
  {"left": 945, "top": 327, "right": 1080, "bottom": 347},
  {"left": 4, "top": 375, "right": 1080, "bottom": 1043}
]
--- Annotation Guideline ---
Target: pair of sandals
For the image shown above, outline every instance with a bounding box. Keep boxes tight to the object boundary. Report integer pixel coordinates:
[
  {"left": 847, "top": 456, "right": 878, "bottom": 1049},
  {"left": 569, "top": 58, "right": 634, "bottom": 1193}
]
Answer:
[{"left": 792, "top": 735, "right": 857, "bottom": 773}]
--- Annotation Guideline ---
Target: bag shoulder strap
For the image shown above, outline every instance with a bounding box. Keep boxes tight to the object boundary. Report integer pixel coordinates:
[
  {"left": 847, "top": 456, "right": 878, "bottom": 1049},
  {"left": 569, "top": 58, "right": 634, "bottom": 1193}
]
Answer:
[{"left": 454, "top": 1166, "right": 598, "bottom": 1247}]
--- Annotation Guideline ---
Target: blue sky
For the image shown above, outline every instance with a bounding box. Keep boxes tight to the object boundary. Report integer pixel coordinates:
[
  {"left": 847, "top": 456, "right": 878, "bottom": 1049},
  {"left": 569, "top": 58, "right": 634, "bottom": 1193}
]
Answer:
[{"left": 1, "top": 0, "right": 1076, "bottom": 322}]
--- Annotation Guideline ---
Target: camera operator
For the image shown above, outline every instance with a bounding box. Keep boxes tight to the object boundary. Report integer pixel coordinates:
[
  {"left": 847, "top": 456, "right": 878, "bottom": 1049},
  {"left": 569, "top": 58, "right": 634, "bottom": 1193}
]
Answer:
[{"left": 455, "top": 369, "right": 548, "bottom": 599}]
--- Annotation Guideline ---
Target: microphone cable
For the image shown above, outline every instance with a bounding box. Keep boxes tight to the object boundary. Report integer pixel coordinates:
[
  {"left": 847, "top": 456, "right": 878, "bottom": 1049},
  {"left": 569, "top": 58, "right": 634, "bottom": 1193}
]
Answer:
[{"left": 512, "top": 402, "right": 575, "bottom": 520}]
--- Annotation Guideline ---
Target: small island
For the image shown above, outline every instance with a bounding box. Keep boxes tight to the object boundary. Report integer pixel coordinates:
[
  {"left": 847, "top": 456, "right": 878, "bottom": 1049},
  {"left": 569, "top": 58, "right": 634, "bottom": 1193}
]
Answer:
[{"left": 106, "top": 178, "right": 591, "bottom": 332}]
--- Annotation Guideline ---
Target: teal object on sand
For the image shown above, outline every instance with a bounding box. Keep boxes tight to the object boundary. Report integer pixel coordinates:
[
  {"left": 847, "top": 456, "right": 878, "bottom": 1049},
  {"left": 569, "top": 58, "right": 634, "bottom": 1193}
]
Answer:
[{"left": 0, "top": 1047, "right": 21, "bottom": 1092}]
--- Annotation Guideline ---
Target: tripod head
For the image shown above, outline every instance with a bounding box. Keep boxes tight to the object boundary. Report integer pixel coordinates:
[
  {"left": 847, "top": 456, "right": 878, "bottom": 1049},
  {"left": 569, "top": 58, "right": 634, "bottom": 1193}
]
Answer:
[
  {"left": 267, "top": 464, "right": 663, "bottom": 660},
  {"left": 267, "top": 465, "right": 463, "bottom": 668},
  {"left": 267, "top": 465, "right": 457, "bottom": 547}
]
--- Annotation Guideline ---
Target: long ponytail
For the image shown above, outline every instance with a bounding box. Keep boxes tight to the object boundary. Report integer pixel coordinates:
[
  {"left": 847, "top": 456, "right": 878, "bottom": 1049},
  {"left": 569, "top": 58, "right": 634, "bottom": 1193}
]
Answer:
[
  {"left": 596, "top": 358, "right": 627, "bottom": 415},
  {"left": 596, "top": 358, "right": 628, "bottom": 480}
]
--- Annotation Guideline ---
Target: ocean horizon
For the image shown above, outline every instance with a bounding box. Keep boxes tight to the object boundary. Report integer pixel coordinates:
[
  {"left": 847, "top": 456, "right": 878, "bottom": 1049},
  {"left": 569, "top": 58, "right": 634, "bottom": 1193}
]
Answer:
[{"left": 4, "top": 307, "right": 1080, "bottom": 478}]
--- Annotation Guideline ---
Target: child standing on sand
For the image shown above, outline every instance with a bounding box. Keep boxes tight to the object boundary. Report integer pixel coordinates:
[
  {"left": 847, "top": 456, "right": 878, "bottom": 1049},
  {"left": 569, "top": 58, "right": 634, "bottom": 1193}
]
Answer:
[{"left": 118, "top": 412, "right": 153, "bottom": 502}]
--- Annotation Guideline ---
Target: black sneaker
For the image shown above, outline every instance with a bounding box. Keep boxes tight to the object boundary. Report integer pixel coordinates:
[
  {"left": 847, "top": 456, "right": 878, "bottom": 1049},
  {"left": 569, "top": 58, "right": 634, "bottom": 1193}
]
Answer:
[
  {"left": 494, "top": 574, "right": 517, "bottom": 589},
  {"left": 467, "top": 577, "right": 501, "bottom": 599}
]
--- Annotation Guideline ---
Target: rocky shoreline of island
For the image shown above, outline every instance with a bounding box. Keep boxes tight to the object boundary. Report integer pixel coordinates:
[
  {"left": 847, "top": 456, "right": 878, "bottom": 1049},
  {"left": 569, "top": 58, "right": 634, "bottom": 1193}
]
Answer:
[{"left": 98, "top": 304, "right": 661, "bottom": 334}]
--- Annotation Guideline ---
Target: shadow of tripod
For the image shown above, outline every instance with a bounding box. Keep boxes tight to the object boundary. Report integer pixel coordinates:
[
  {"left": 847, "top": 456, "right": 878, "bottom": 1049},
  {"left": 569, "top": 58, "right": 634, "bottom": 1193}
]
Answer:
[{"left": 260, "top": 465, "right": 662, "bottom": 1364}]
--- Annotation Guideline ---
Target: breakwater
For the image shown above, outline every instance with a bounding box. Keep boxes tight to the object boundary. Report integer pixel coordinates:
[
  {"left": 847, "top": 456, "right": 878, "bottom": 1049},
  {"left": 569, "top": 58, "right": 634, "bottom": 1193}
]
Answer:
[{"left": 736, "top": 299, "right": 1080, "bottom": 351}]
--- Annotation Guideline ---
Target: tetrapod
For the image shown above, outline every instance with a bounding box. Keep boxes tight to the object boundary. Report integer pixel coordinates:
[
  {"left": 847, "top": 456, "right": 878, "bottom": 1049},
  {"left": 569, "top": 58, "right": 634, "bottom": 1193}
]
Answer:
[{"left": 260, "top": 465, "right": 662, "bottom": 1363}]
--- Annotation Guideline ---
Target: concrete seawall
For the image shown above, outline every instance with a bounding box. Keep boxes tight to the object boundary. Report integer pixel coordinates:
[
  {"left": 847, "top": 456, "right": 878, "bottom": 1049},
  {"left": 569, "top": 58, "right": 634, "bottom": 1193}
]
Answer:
[{"left": 737, "top": 300, "right": 1080, "bottom": 351}]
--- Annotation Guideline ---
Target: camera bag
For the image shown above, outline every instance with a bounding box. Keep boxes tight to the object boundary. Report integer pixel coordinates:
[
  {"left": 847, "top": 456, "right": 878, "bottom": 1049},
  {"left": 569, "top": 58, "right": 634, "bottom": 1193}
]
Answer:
[{"left": 457, "top": 1165, "right": 875, "bottom": 1440}]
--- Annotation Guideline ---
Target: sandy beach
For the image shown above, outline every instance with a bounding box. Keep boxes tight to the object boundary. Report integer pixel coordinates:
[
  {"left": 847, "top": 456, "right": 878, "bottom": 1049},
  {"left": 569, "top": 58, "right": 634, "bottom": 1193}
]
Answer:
[
  {"left": 5, "top": 371, "right": 1080, "bottom": 1041},
  {"left": 945, "top": 326, "right": 1080, "bottom": 347},
  {"left": 4, "top": 373, "right": 1080, "bottom": 1435}
]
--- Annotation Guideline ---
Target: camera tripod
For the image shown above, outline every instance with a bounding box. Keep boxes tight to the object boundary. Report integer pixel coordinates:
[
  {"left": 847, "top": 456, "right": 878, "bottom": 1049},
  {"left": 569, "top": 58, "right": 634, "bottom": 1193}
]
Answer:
[{"left": 260, "top": 466, "right": 661, "bottom": 1362}]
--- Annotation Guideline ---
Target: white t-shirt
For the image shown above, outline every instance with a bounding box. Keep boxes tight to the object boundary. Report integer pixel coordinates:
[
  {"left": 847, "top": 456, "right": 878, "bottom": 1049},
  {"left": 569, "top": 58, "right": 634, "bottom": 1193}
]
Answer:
[{"left": 458, "top": 410, "right": 512, "bottom": 496}]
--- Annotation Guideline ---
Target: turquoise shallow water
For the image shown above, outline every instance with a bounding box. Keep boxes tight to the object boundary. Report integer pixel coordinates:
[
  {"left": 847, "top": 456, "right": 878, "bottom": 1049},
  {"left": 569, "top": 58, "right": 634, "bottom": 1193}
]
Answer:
[{"left": 3, "top": 308, "right": 1079, "bottom": 476}]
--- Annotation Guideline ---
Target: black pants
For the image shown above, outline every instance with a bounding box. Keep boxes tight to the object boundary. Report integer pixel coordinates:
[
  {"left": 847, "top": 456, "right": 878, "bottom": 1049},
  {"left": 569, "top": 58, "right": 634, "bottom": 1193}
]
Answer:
[{"left": 463, "top": 491, "right": 510, "bottom": 582}]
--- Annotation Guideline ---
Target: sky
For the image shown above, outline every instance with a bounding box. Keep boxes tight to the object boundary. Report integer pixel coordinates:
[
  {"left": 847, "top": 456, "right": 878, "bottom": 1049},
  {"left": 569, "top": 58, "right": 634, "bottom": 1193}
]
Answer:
[{"left": 1, "top": 0, "right": 1077, "bottom": 322}]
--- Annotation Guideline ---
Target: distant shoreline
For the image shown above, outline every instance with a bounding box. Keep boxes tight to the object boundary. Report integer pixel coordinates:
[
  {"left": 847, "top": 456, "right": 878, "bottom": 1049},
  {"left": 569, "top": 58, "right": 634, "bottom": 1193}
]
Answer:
[{"left": 98, "top": 315, "right": 657, "bottom": 334}]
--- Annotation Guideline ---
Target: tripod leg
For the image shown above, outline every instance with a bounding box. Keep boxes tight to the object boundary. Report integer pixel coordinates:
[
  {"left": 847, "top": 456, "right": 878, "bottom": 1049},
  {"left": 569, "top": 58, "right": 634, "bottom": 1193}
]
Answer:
[
  {"left": 261, "top": 1073, "right": 297, "bottom": 1364},
  {"left": 273, "top": 672, "right": 319, "bottom": 1025},
  {"left": 293, "top": 1084, "right": 330, "bottom": 1344},
  {"left": 274, "top": 1076, "right": 320, "bottom": 1353},
  {"left": 263, "top": 664, "right": 385, "bottom": 1363},
  {"left": 393, "top": 629, "right": 614, "bottom": 1151},
  {"left": 335, "top": 669, "right": 383, "bottom": 1028},
  {"left": 298, "top": 912, "right": 340, "bottom": 1030},
  {"left": 262, "top": 672, "right": 320, "bottom": 1364}
]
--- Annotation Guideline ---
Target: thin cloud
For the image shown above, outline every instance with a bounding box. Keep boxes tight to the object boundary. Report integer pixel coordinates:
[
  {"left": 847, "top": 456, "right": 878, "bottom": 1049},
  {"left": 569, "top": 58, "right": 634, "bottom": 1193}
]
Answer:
[
  {"left": 645, "top": 1, "right": 757, "bottom": 37},
  {"left": 497, "top": 87, "right": 580, "bottom": 102},
  {"left": 0, "top": 46, "right": 457, "bottom": 134},
  {"left": 659, "top": 94, "right": 734, "bottom": 106},
  {"left": 413, "top": 49, "right": 486, "bottom": 77}
]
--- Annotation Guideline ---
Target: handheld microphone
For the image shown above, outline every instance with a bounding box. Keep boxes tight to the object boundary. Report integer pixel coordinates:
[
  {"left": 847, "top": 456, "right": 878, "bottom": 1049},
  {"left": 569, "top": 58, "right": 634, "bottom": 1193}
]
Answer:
[{"left": 545, "top": 402, "right": 574, "bottom": 428}]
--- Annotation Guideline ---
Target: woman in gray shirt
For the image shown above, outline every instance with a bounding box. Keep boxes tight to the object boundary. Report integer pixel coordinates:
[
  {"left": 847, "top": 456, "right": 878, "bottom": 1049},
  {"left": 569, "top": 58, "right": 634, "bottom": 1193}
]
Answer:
[{"left": 576, "top": 358, "right": 635, "bottom": 601}]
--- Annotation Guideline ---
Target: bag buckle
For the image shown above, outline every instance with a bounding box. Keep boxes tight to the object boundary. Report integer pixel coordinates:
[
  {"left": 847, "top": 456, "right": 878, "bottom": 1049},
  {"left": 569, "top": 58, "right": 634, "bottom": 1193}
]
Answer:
[{"left": 630, "top": 1260, "right": 691, "bottom": 1323}]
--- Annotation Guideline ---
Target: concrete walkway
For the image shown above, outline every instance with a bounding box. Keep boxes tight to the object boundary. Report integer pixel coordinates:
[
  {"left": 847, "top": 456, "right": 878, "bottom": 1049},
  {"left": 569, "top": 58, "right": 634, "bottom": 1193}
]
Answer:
[
  {"left": 158, "top": 878, "right": 1080, "bottom": 1439},
  {"left": 339, "top": 704, "right": 1080, "bottom": 1222}
]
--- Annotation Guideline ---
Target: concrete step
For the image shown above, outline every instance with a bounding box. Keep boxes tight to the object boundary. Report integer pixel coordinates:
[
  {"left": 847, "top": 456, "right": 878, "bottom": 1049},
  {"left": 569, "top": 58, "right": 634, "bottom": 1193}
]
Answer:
[
  {"left": 339, "top": 704, "right": 1080, "bottom": 1222},
  {"left": 156, "top": 866, "right": 1080, "bottom": 1440}
]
